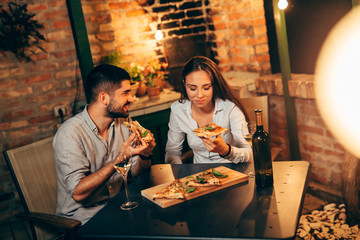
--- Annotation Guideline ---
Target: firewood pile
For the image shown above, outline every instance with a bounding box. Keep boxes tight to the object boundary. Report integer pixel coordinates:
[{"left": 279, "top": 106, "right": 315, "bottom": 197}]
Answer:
[{"left": 297, "top": 203, "right": 359, "bottom": 239}]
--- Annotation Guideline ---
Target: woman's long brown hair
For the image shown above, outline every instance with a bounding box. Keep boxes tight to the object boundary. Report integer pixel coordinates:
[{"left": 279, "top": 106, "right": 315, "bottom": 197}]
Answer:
[{"left": 179, "top": 56, "right": 249, "bottom": 121}]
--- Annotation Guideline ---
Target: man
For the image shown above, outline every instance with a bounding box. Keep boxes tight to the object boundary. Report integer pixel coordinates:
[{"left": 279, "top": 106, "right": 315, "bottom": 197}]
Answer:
[{"left": 53, "top": 64, "right": 155, "bottom": 224}]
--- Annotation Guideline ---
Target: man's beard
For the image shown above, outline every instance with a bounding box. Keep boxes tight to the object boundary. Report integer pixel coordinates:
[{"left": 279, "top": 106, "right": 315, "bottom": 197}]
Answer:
[{"left": 105, "top": 99, "right": 129, "bottom": 118}]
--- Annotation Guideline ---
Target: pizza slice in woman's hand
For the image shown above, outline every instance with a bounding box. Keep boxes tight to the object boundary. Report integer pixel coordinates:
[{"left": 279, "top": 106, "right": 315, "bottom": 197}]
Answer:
[{"left": 192, "top": 123, "right": 228, "bottom": 137}]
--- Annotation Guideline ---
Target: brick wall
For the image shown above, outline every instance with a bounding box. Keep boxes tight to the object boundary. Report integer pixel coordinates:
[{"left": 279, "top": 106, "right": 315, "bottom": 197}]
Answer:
[
  {"left": 256, "top": 74, "right": 345, "bottom": 199},
  {"left": 0, "top": 0, "right": 270, "bottom": 224},
  {"left": 0, "top": 1, "right": 82, "bottom": 222},
  {"left": 84, "top": 0, "right": 270, "bottom": 73}
]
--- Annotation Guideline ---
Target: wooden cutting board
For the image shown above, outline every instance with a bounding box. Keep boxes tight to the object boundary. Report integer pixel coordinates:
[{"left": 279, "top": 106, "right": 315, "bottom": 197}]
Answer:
[{"left": 141, "top": 166, "right": 249, "bottom": 208}]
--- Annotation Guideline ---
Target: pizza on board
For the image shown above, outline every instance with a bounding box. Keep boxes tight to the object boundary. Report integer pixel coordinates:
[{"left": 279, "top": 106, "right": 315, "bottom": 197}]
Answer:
[
  {"left": 123, "top": 120, "right": 154, "bottom": 143},
  {"left": 186, "top": 169, "right": 228, "bottom": 187},
  {"left": 151, "top": 169, "right": 229, "bottom": 200},
  {"left": 192, "top": 123, "right": 228, "bottom": 137},
  {"left": 152, "top": 179, "right": 186, "bottom": 200}
]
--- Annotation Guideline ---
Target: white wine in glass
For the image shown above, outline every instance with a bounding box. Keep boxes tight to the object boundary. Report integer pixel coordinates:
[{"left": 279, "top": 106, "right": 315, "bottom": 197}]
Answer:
[{"left": 114, "top": 157, "right": 138, "bottom": 210}]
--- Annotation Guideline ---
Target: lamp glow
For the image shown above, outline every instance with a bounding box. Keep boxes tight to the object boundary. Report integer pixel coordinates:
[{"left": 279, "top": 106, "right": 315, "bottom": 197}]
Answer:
[
  {"left": 278, "top": 0, "right": 288, "bottom": 10},
  {"left": 155, "top": 30, "right": 163, "bottom": 40},
  {"left": 315, "top": 6, "right": 360, "bottom": 158}
]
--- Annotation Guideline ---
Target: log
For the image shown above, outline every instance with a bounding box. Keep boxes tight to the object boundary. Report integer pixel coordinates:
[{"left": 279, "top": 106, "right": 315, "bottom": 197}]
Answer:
[{"left": 342, "top": 151, "right": 360, "bottom": 226}]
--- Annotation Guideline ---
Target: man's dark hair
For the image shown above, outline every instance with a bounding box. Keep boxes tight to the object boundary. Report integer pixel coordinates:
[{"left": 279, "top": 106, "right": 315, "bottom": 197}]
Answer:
[{"left": 86, "top": 64, "right": 131, "bottom": 103}]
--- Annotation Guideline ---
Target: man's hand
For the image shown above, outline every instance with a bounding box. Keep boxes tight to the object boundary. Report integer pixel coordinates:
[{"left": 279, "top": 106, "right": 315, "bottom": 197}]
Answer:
[
  {"left": 140, "top": 138, "right": 156, "bottom": 157},
  {"left": 116, "top": 133, "right": 149, "bottom": 163}
]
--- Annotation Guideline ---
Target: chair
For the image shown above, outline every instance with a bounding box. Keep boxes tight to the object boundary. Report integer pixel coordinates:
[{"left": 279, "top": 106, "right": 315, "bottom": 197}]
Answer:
[
  {"left": 239, "top": 95, "right": 269, "bottom": 132},
  {"left": 239, "top": 95, "right": 281, "bottom": 161},
  {"left": 3, "top": 137, "right": 81, "bottom": 240}
]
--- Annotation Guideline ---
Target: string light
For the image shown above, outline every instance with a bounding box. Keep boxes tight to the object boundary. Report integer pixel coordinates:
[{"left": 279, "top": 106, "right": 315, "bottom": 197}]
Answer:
[
  {"left": 278, "top": 0, "right": 288, "bottom": 10},
  {"left": 155, "top": 29, "right": 163, "bottom": 40}
]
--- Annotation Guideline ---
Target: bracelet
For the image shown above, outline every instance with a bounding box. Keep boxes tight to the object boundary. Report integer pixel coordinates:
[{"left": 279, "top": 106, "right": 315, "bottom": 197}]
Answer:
[
  {"left": 139, "top": 154, "right": 153, "bottom": 160},
  {"left": 220, "top": 144, "right": 232, "bottom": 158}
]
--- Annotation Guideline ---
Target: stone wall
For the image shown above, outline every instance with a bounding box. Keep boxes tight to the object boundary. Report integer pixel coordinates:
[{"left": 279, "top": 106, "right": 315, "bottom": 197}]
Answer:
[{"left": 0, "top": 0, "right": 270, "bottom": 224}]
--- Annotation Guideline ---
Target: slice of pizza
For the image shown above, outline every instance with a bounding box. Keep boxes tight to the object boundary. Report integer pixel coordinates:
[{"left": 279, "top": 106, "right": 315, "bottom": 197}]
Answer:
[
  {"left": 123, "top": 120, "right": 154, "bottom": 143},
  {"left": 192, "top": 123, "right": 228, "bottom": 137},
  {"left": 152, "top": 179, "right": 186, "bottom": 200},
  {"left": 186, "top": 169, "right": 222, "bottom": 187}
]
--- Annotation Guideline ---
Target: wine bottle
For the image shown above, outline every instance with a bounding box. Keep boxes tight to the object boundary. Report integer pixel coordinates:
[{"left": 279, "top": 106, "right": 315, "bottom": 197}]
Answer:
[{"left": 252, "top": 109, "right": 273, "bottom": 188}]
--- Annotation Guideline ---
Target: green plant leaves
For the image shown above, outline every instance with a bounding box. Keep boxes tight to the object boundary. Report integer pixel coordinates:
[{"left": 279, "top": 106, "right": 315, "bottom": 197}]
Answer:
[{"left": 0, "top": 2, "right": 46, "bottom": 62}]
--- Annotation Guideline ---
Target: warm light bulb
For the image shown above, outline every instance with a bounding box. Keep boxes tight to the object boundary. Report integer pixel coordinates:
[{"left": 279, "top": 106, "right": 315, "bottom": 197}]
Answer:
[
  {"left": 278, "top": 0, "right": 288, "bottom": 10},
  {"left": 155, "top": 30, "right": 163, "bottom": 40},
  {"left": 315, "top": 6, "right": 360, "bottom": 158}
]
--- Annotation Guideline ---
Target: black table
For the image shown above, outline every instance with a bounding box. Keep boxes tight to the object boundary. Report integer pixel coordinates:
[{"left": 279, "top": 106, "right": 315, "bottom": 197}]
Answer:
[{"left": 78, "top": 161, "right": 310, "bottom": 240}]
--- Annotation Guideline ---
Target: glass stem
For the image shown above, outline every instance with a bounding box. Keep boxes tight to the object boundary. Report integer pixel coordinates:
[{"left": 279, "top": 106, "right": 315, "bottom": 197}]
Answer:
[{"left": 123, "top": 174, "right": 131, "bottom": 203}]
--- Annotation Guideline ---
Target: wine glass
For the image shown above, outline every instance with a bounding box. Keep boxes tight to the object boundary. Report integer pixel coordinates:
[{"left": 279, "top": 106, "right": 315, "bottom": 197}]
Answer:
[
  {"left": 113, "top": 152, "right": 138, "bottom": 210},
  {"left": 244, "top": 121, "right": 256, "bottom": 143}
]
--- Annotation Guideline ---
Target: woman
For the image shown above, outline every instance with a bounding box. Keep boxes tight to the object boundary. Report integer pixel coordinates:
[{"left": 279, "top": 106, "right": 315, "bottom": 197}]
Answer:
[{"left": 165, "top": 56, "right": 253, "bottom": 164}]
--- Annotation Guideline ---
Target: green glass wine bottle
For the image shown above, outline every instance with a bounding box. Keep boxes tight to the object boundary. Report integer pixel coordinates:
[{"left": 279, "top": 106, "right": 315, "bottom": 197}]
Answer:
[{"left": 252, "top": 109, "right": 273, "bottom": 188}]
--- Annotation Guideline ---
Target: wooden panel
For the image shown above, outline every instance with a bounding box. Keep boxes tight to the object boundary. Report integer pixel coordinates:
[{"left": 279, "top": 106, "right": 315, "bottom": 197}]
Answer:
[
  {"left": 141, "top": 166, "right": 249, "bottom": 208},
  {"left": 240, "top": 95, "right": 269, "bottom": 132},
  {"left": 132, "top": 109, "right": 171, "bottom": 164}
]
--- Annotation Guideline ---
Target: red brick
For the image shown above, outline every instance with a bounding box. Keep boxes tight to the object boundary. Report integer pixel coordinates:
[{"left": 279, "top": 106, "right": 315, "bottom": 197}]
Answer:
[
  {"left": 10, "top": 127, "right": 39, "bottom": 139},
  {"left": 333, "top": 142, "right": 345, "bottom": 151},
  {"left": 0, "top": 69, "right": 10, "bottom": 79},
  {"left": 0, "top": 87, "right": 33, "bottom": 99},
  {"left": 253, "top": 17, "right": 266, "bottom": 26},
  {"left": 214, "top": 22, "right": 227, "bottom": 30},
  {"left": 28, "top": 114, "right": 54, "bottom": 124},
  {"left": 251, "top": 54, "right": 269, "bottom": 63},
  {"left": 324, "top": 149, "right": 345, "bottom": 159},
  {"left": 4, "top": 109, "right": 33, "bottom": 121},
  {"left": 303, "top": 143, "right": 323, "bottom": 153},
  {"left": 231, "top": 56, "right": 247, "bottom": 64},
  {"left": 95, "top": 3, "right": 110, "bottom": 12},
  {"left": 256, "top": 35, "right": 268, "bottom": 44},
  {"left": 30, "top": 54, "right": 48, "bottom": 61},
  {"left": 53, "top": 20, "right": 70, "bottom": 29},
  {"left": 109, "top": 2, "right": 129, "bottom": 10},
  {"left": 89, "top": 14, "right": 111, "bottom": 23},
  {"left": 59, "top": 89, "right": 76, "bottom": 98},
  {"left": 96, "top": 32, "right": 115, "bottom": 41},
  {"left": 52, "top": 49, "right": 76, "bottom": 59},
  {"left": 49, "top": 1, "right": 66, "bottom": 8},
  {"left": 125, "top": 9, "right": 145, "bottom": 18},
  {"left": 0, "top": 79, "right": 17, "bottom": 88},
  {"left": 44, "top": 10, "right": 68, "bottom": 20},
  {"left": 28, "top": 3, "right": 48, "bottom": 11},
  {"left": 239, "top": 38, "right": 256, "bottom": 45},
  {"left": 27, "top": 93, "right": 57, "bottom": 103},
  {"left": 55, "top": 70, "right": 75, "bottom": 80},
  {"left": 253, "top": 25, "right": 267, "bottom": 36},
  {"left": 298, "top": 125, "right": 324, "bottom": 136},
  {"left": 21, "top": 73, "right": 52, "bottom": 85}
]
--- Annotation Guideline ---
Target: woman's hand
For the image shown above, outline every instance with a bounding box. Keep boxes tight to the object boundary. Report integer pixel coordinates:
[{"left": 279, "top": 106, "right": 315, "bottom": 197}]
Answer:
[{"left": 201, "top": 135, "right": 229, "bottom": 156}]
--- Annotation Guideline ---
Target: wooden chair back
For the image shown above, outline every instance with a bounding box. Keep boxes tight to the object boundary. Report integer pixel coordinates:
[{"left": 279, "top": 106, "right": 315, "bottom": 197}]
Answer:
[
  {"left": 4, "top": 137, "right": 60, "bottom": 240},
  {"left": 239, "top": 95, "right": 270, "bottom": 132}
]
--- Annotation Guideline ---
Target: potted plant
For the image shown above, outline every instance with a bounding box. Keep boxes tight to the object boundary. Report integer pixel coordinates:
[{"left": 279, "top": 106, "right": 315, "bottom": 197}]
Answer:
[
  {"left": 143, "top": 58, "right": 167, "bottom": 99},
  {"left": 0, "top": 2, "right": 46, "bottom": 62},
  {"left": 100, "top": 51, "right": 143, "bottom": 96},
  {"left": 125, "top": 62, "right": 144, "bottom": 97}
]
